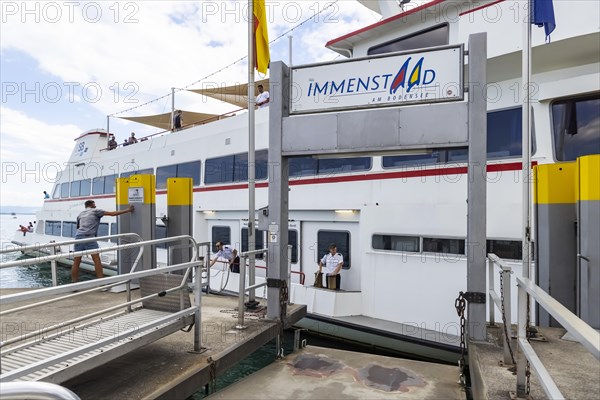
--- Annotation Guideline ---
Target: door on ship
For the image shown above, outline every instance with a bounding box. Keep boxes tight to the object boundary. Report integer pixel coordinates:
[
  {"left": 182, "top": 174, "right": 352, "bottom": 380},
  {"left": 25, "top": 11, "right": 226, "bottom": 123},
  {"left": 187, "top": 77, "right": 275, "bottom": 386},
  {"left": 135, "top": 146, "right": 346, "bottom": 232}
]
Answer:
[
  {"left": 301, "top": 221, "right": 359, "bottom": 291},
  {"left": 207, "top": 219, "right": 240, "bottom": 265}
]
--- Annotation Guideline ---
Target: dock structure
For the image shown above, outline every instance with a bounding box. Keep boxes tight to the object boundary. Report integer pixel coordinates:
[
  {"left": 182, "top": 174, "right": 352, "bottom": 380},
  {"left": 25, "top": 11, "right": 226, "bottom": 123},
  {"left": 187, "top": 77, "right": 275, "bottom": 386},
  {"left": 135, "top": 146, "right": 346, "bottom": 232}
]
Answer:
[
  {"left": 470, "top": 325, "right": 600, "bottom": 400},
  {"left": 0, "top": 288, "right": 306, "bottom": 399},
  {"left": 208, "top": 345, "right": 464, "bottom": 399}
]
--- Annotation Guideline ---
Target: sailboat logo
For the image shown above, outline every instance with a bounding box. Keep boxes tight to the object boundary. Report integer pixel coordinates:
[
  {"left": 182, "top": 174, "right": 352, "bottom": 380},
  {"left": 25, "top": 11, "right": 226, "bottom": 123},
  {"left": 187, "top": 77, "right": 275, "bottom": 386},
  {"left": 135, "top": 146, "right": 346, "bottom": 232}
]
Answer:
[{"left": 389, "top": 57, "right": 436, "bottom": 94}]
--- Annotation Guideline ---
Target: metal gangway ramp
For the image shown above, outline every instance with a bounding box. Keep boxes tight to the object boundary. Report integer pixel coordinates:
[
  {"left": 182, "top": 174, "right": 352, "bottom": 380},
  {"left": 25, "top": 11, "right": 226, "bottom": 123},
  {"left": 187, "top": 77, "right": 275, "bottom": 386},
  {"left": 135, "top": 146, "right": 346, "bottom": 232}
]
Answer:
[{"left": 0, "top": 235, "right": 202, "bottom": 384}]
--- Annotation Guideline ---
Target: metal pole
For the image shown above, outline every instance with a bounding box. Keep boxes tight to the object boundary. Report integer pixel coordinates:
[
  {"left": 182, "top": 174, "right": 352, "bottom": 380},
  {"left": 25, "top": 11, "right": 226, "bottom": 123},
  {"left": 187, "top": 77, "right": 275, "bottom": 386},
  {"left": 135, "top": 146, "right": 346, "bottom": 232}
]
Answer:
[
  {"left": 288, "top": 35, "right": 293, "bottom": 66},
  {"left": 236, "top": 255, "right": 248, "bottom": 330},
  {"left": 489, "top": 257, "right": 495, "bottom": 325},
  {"left": 194, "top": 256, "right": 203, "bottom": 351},
  {"left": 171, "top": 87, "right": 175, "bottom": 131},
  {"left": 248, "top": 0, "right": 257, "bottom": 307},
  {"left": 517, "top": 285, "right": 528, "bottom": 396},
  {"left": 503, "top": 266, "right": 513, "bottom": 365},
  {"left": 287, "top": 245, "right": 292, "bottom": 305},
  {"left": 49, "top": 245, "right": 57, "bottom": 287}
]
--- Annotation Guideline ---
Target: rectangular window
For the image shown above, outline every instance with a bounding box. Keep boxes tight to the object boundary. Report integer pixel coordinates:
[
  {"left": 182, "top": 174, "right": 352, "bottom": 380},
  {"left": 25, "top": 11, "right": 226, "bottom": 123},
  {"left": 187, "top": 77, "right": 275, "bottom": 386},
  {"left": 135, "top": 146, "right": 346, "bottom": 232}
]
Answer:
[
  {"left": 45, "top": 220, "right": 62, "bottom": 236},
  {"left": 487, "top": 240, "right": 522, "bottom": 261},
  {"left": 62, "top": 221, "right": 76, "bottom": 238},
  {"left": 289, "top": 230, "right": 298, "bottom": 264},
  {"left": 52, "top": 185, "right": 60, "bottom": 199},
  {"left": 423, "top": 237, "right": 465, "bottom": 255},
  {"left": 80, "top": 179, "right": 91, "bottom": 196},
  {"left": 104, "top": 174, "right": 117, "bottom": 194},
  {"left": 70, "top": 180, "right": 81, "bottom": 197},
  {"left": 177, "top": 160, "right": 201, "bottom": 186},
  {"left": 60, "top": 182, "right": 69, "bottom": 198},
  {"left": 121, "top": 168, "right": 153, "bottom": 178},
  {"left": 92, "top": 177, "right": 104, "bottom": 195},
  {"left": 552, "top": 93, "right": 600, "bottom": 161},
  {"left": 318, "top": 157, "right": 371, "bottom": 175},
  {"left": 289, "top": 157, "right": 317, "bottom": 178},
  {"left": 317, "top": 230, "right": 350, "bottom": 269},
  {"left": 97, "top": 223, "right": 109, "bottom": 238},
  {"left": 241, "top": 228, "right": 265, "bottom": 259},
  {"left": 233, "top": 150, "right": 269, "bottom": 182},
  {"left": 368, "top": 24, "right": 449, "bottom": 55},
  {"left": 205, "top": 155, "right": 234, "bottom": 184},
  {"left": 156, "top": 165, "right": 178, "bottom": 190},
  {"left": 211, "top": 226, "right": 231, "bottom": 252},
  {"left": 383, "top": 151, "right": 441, "bottom": 168},
  {"left": 372, "top": 234, "right": 420, "bottom": 252}
]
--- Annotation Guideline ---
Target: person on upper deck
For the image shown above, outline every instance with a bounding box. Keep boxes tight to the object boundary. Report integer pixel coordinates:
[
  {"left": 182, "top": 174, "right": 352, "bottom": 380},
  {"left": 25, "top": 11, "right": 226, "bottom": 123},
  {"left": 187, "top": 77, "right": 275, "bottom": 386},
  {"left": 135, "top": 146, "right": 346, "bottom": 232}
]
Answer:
[
  {"left": 128, "top": 132, "right": 138, "bottom": 144},
  {"left": 256, "top": 84, "right": 269, "bottom": 108},
  {"left": 318, "top": 243, "right": 343, "bottom": 290},
  {"left": 71, "top": 200, "right": 134, "bottom": 282},
  {"left": 173, "top": 110, "right": 183, "bottom": 131},
  {"left": 43, "top": 191, "right": 50, "bottom": 199},
  {"left": 210, "top": 241, "right": 231, "bottom": 267},
  {"left": 108, "top": 135, "right": 117, "bottom": 150}
]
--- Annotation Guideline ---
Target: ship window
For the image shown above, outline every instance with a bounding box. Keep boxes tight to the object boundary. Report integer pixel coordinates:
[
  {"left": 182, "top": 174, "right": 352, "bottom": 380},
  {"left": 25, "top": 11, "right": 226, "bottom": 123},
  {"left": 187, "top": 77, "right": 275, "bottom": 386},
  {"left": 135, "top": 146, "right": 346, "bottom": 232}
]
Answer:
[
  {"left": 372, "top": 234, "right": 420, "bottom": 252},
  {"left": 289, "top": 157, "right": 317, "bottom": 177},
  {"left": 80, "top": 179, "right": 91, "bottom": 196},
  {"left": 45, "top": 220, "right": 62, "bottom": 236},
  {"left": 241, "top": 228, "right": 265, "bottom": 259},
  {"left": 110, "top": 223, "right": 118, "bottom": 242},
  {"left": 205, "top": 155, "right": 234, "bottom": 184},
  {"left": 92, "top": 177, "right": 104, "bottom": 195},
  {"left": 317, "top": 230, "right": 350, "bottom": 269},
  {"left": 423, "top": 237, "right": 465, "bottom": 255},
  {"left": 52, "top": 185, "right": 60, "bottom": 199},
  {"left": 289, "top": 230, "right": 298, "bottom": 264},
  {"left": 62, "top": 221, "right": 77, "bottom": 238},
  {"left": 121, "top": 168, "right": 154, "bottom": 178},
  {"left": 211, "top": 226, "right": 231, "bottom": 252},
  {"left": 60, "top": 182, "right": 70, "bottom": 198},
  {"left": 487, "top": 240, "right": 522, "bottom": 261},
  {"left": 368, "top": 24, "right": 449, "bottom": 55},
  {"left": 448, "top": 107, "right": 533, "bottom": 162},
  {"left": 318, "top": 157, "right": 372, "bottom": 175},
  {"left": 70, "top": 180, "right": 81, "bottom": 197},
  {"left": 104, "top": 174, "right": 117, "bottom": 194},
  {"left": 234, "top": 150, "right": 269, "bottom": 182},
  {"left": 552, "top": 93, "right": 600, "bottom": 161},
  {"left": 155, "top": 224, "right": 167, "bottom": 249},
  {"left": 383, "top": 151, "right": 441, "bottom": 168},
  {"left": 156, "top": 161, "right": 201, "bottom": 189},
  {"left": 97, "top": 223, "right": 109, "bottom": 238}
]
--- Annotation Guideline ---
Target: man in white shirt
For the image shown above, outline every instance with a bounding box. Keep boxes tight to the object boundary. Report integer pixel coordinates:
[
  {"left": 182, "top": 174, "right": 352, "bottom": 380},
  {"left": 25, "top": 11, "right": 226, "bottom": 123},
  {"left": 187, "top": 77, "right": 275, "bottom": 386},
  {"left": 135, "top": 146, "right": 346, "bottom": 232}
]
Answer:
[
  {"left": 318, "top": 243, "right": 344, "bottom": 290},
  {"left": 256, "top": 84, "right": 269, "bottom": 108},
  {"left": 210, "top": 241, "right": 233, "bottom": 268}
]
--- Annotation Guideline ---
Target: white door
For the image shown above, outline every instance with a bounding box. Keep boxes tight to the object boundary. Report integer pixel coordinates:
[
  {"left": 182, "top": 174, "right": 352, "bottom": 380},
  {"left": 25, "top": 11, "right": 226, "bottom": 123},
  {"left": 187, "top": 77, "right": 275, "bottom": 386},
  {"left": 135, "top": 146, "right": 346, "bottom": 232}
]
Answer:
[{"left": 301, "top": 221, "right": 360, "bottom": 291}]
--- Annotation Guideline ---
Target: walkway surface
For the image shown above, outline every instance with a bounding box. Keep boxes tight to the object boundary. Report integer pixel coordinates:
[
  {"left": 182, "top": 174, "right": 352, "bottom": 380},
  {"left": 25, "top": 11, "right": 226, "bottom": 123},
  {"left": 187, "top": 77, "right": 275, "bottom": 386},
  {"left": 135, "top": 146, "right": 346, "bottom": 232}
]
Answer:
[
  {"left": 0, "top": 288, "right": 306, "bottom": 400},
  {"left": 208, "top": 345, "right": 464, "bottom": 399},
  {"left": 470, "top": 324, "right": 600, "bottom": 400}
]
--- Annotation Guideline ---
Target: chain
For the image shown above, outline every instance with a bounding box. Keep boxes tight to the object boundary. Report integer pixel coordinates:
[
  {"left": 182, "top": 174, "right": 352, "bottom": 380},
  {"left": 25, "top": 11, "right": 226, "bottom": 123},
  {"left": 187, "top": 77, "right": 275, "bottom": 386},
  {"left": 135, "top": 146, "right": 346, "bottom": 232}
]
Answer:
[
  {"left": 454, "top": 291, "right": 467, "bottom": 387},
  {"left": 277, "top": 280, "right": 289, "bottom": 359},
  {"left": 208, "top": 357, "right": 217, "bottom": 394},
  {"left": 499, "top": 270, "right": 516, "bottom": 365},
  {"left": 525, "top": 293, "right": 531, "bottom": 395}
]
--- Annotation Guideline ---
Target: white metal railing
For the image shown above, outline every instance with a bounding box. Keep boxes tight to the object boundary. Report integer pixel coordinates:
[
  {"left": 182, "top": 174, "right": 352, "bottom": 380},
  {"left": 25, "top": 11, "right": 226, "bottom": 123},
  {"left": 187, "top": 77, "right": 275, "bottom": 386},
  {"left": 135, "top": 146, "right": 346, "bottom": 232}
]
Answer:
[
  {"left": 0, "top": 233, "right": 143, "bottom": 286},
  {"left": 0, "top": 236, "right": 203, "bottom": 360},
  {"left": 487, "top": 253, "right": 514, "bottom": 365},
  {"left": 516, "top": 276, "right": 600, "bottom": 398},
  {"left": 0, "top": 382, "right": 80, "bottom": 400}
]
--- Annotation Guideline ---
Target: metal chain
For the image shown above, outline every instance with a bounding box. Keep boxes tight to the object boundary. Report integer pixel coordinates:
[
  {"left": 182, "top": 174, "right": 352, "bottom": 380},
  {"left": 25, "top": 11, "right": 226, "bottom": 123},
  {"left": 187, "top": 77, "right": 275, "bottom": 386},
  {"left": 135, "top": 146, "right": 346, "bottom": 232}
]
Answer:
[
  {"left": 277, "top": 280, "right": 289, "bottom": 359},
  {"left": 499, "top": 270, "right": 516, "bottom": 365},
  {"left": 454, "top": 291, "right": 467, "bottom": 387},
  {"left": 208, "top": 357, "right": 217, "bottom": 394},
  {"left": 525, "top": 293, "right": 531, "bottom": 395}
]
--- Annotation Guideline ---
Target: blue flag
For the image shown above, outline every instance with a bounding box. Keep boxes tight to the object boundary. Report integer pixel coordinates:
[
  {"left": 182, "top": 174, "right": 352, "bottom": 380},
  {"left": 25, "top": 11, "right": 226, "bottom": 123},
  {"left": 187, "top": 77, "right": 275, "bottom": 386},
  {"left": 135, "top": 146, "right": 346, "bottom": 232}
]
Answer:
[{"left": 531, "top": 0, "right": 556, "bottom": 41}]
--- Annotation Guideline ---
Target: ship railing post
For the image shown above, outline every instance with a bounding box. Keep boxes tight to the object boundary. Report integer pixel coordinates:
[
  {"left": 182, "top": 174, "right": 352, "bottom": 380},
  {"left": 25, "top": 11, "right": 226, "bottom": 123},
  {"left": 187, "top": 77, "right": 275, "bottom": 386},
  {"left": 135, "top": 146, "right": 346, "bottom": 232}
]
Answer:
[
  {"left": 49, "top": 243, "right": 57, "bottom": 287},
  {"left": 502, "top": 264, "right": 513, "bottom": 365},
  {"left": 236, "top": 255, "right": 248, "bottom": 330},
  {"left": 516, "top": 283, "right": 528, "bottom": 396},
  {"left": 287, "top": 245, "right": 292, "bottom": 305},
  {"left": 488, "top": 256, "right": 495, "bottom": 325},
  {"left": 194, "top": 255, "right": 203, "bottom": 351}
]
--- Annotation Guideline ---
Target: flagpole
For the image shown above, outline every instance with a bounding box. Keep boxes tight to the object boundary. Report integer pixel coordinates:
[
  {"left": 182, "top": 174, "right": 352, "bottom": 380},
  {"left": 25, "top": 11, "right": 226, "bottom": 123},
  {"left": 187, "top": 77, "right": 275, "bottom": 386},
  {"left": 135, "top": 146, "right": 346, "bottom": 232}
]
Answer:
[
  {"left": 248, "top": 0, "right": 257, "bottom": 306},
  {"left": 522, "top": 1, "right": 532, "bottom": 284}
]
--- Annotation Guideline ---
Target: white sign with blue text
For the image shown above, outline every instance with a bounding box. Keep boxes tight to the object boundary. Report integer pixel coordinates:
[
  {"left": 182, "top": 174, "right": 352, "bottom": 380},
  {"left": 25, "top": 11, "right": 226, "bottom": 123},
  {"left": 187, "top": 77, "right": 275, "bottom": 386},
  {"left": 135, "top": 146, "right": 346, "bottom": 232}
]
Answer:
[{"left": 290, "top": 46, "right": 463, "bottom": 114}]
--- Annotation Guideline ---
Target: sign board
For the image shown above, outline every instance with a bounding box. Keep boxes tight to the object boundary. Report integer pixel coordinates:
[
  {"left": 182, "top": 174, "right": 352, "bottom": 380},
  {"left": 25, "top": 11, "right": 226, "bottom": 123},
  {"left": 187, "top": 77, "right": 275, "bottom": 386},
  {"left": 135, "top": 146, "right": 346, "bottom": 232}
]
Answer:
[
  {"left": 128, "top": 187, "right": 144, "bottom": 203},
  {"left": 290, "top": 45, "right": 463, "bottom": 114}
]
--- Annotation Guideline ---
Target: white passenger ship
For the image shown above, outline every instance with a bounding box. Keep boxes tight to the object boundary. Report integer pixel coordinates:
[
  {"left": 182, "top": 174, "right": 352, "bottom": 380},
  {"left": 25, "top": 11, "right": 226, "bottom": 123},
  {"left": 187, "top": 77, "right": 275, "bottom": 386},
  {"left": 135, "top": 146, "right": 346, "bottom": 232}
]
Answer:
[{"left": 13, "top": 0, "right": 600, "bottom": 362}]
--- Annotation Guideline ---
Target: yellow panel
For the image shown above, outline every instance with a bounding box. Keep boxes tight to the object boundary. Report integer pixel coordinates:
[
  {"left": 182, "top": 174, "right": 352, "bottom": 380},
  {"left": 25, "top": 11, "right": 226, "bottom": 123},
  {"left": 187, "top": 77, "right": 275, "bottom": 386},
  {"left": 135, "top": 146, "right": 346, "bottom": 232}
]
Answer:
[
  {"left": 167, "top": 178, "right": 193, "bottom": 206},
  {"left": 534, "top": 162, "right": 576, "bottom": 204},
  {"left": 578, "top": 154, "right": 600, "bottom": 201},
  {"left": 115, "top": 178, "right": 130, "bottom": 206},
  {"left": 129, "top": 174, "right": 156, "bottom": 204}
]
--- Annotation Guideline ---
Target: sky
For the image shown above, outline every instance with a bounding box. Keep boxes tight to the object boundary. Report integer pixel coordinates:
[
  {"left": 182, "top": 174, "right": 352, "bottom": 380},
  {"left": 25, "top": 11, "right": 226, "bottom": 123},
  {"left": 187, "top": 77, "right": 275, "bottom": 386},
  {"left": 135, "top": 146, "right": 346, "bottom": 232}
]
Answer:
[{"left": 1, "top": 0, "right": 410, "bottom": 208}]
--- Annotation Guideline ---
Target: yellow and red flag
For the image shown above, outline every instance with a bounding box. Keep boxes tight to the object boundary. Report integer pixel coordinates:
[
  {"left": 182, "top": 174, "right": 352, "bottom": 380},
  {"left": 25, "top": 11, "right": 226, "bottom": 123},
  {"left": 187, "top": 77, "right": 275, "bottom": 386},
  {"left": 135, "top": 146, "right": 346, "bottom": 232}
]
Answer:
[{"left": 253, "top": 0, "right": 270, "bottom": 74}]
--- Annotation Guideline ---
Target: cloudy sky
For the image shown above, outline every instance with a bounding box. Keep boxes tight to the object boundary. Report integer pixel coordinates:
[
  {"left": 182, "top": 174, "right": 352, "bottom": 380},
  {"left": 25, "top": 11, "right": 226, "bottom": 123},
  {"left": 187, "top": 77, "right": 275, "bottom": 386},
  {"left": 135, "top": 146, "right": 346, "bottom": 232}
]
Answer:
[{"left": 0, "top": 1, "right": 400, "bottom": 207}]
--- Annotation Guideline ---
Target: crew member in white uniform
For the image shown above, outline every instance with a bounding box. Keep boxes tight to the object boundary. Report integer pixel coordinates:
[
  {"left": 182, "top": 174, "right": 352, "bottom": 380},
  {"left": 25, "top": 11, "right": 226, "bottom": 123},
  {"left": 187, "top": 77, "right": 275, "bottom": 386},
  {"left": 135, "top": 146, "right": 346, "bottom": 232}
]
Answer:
[
  {"left": 318, "top": 243, "right": 344, "bottom": 290},
  {"left": 256, "top": 84, "right": 269, "bottom": 108}
]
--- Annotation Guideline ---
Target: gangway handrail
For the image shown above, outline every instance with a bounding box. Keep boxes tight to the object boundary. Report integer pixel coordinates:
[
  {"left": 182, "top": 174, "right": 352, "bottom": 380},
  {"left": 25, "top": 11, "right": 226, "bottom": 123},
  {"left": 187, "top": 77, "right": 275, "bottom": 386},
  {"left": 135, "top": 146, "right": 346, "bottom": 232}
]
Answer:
[
  {"left": 0, "top": 233, "right": 143, "bottom": 255},
  {"left": 0, "top": 235, "right": 204, "bottom": 384},
  {"left": 516, "top": 276, "right": 600, "bottom": 398},
  {"left": 487, "top": 253, "right": 513, "bottom": 365},
  {"left": 0, "top": 381, "right": 80, "bottom": 400}
]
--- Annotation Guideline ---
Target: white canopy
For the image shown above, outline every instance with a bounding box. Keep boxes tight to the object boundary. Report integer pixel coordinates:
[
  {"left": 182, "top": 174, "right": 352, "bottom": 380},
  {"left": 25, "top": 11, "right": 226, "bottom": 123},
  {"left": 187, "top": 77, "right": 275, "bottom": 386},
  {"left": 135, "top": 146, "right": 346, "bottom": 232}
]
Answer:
[
  {"left": 117, "top": 110, "right": 227, "bottom": 131},
  {"left": 188, "top": 78, "right": 269, "bottom": 109}
]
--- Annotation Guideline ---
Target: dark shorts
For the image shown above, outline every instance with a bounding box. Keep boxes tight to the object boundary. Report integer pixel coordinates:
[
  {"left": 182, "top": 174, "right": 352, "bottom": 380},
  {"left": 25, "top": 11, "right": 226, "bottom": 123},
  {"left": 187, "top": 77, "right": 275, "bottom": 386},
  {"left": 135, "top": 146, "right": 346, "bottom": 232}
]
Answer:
[{"left": 74, "top": 235, "right": 99, "bottom": 252}]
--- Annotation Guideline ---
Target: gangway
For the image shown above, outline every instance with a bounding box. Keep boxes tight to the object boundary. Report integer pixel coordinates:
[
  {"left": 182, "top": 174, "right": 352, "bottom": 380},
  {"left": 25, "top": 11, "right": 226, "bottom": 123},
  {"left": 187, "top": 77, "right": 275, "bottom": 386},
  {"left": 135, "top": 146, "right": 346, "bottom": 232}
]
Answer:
[{"left": 0, "top": 235, "right": 203, "bottom": 384}]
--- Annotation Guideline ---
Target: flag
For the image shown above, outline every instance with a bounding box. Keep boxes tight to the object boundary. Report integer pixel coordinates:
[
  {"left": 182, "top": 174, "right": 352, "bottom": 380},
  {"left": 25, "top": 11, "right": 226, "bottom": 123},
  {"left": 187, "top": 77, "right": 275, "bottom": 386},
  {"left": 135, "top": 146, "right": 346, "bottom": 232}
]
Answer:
[
  {"left": 253, "top": 0, "right": 270, "bottom": 74},
  {"left": 531, "top": 0, "right": 556, "bottom": 41}
]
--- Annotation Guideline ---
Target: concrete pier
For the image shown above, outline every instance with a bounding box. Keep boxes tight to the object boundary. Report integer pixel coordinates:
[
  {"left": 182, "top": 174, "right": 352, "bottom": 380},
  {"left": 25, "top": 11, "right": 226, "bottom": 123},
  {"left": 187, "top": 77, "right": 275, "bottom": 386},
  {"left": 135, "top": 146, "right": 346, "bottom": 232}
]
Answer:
[
  {"left": 208, "top": 345, "right": 464, "bottom": 399},
  {"left": 0, "top": 289, "right": 306, "bottom": 399},
  {"left": 470, "top": 324, "right": 600, "bottom": 399}
]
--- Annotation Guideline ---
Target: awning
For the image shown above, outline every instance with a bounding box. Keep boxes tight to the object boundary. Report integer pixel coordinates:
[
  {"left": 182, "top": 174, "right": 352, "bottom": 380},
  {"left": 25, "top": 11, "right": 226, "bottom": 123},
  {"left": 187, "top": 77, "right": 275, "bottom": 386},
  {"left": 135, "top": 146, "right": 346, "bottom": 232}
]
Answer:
[
  {"left": 188, "top": 78, "right": 269, "bottom": 109},
  {"left": 117, "top": 110, "right": 226, "bottom": 131}
]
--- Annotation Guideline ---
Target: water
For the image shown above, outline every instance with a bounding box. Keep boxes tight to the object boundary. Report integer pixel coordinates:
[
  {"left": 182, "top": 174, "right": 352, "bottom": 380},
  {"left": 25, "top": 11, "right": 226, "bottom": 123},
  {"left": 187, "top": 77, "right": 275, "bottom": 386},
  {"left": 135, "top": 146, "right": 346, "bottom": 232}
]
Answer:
[{"left": 0, "top": 213, "right": 94, "bottom": 287}]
